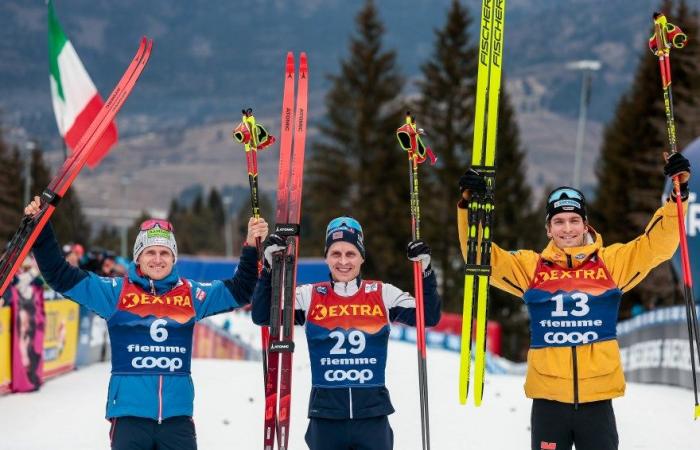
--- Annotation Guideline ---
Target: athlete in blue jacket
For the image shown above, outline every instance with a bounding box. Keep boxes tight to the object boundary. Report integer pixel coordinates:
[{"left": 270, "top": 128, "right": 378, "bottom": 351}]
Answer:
[
  {"left": 24, "top": 196, "right": 268, "bottom": 450},
  {"left": 252, "top": 216, "right": 441, "bottom": 450}
]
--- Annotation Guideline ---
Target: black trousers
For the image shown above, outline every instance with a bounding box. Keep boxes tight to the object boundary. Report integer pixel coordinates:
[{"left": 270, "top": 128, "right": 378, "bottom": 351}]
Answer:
[
  {"left": 305, "top": 416, "right": 394, "bottom": 450},
  {"left": 110, "top": 416, "right": 197, "bottom": 450},
  {"left": 531, "top": 399, "right": 618, "bottom": 450}
]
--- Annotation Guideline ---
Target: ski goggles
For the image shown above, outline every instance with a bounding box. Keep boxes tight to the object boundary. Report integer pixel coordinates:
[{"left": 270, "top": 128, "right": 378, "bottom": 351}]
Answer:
[
  {"left": 325, "top": 217, "right": 363, "bottom": 237},
  {"left": 139, "top": 219, "right": 175, "bottom": 233},
  {"left": 547, "top": 187, "right": 584, "bottom": 204}
]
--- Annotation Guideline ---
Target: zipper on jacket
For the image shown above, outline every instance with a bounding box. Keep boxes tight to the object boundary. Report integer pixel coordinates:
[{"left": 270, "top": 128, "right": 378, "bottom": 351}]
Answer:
[
  {"left": 150, "top": 279, "right": 156, "bottom": 295},
  {"left": 566, "top": 254, "right": 573, "bottom": 269},
  {"left": 158, "top": 375, "right": 163, "bottom": 424},
  {"left": 349, "top": 388, "right": 353, "bottom": 419},
  {"left": 572, "top": 347, "right": 579, "bottom": 410}
]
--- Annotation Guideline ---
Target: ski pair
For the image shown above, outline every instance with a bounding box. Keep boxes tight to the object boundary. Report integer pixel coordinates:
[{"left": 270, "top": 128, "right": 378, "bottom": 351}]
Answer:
[
  {"left": 396, "top": 112, "right": 436, "bottom": 449},
  {"left": 649, "top": 12, "right": 700, "bottom": 420},
  {"left": 0, "top": 37, "right": 153, "bottom": 298},
  {"left": 459, "top": 0, "right": 505, "bottom": 406},
  {"left": 263, "top": 52, "right": 308, "bottom": 450}
]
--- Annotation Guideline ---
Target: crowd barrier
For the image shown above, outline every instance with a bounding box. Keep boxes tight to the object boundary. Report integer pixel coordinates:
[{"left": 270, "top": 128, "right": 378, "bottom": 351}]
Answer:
[{"left": 618, "top": 304, "right": 700, "bottom": 390}]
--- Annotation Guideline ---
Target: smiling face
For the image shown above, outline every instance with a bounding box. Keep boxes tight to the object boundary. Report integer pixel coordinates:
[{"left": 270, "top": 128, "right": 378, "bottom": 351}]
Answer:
[
  {"left": 325, "top": 241, "right": 364, "bottom": 283},
  {"left": 546, "top": 212, "right": 588, "bottom": 249},
  {"left": 136, "top": 246, "right": 175, "bottom": 280}
]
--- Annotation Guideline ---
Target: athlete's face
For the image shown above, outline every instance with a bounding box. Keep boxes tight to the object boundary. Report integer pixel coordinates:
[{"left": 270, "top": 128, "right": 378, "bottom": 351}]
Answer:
[
  {"left": 137, "top": 246, "right": 174, "bottom": 280},
  {"left": 546, "top": 213, "right": 588, "bottom": 248},
  {"left": 326, "top": 242, "right": 364, "bottom": 283}
]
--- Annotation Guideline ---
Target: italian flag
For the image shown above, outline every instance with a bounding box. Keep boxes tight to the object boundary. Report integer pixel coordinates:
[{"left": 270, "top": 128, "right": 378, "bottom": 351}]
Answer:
[{"left": 48, "top": 0, "right": 117, "bottom": 169}]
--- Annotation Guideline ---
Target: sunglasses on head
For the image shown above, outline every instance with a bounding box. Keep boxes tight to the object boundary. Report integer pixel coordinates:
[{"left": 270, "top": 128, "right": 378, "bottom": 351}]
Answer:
[
  {"left": 326, "top": 217, "right": 363, "bottom": 236},
  {"left": 140, "top": 219, "right": 175, "bottom": 232},
  {"left": 548, "top": 188, "right": 584, "bottom": 204}
]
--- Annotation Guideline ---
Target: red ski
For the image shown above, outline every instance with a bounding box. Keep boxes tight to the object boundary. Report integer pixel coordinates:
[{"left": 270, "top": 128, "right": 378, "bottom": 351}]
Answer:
[
  {"left": 263, "top": 51, "right": 308, "bottom": 450},
  {"left": 0, "top": 37, "right": 153, "bottom": 297}
]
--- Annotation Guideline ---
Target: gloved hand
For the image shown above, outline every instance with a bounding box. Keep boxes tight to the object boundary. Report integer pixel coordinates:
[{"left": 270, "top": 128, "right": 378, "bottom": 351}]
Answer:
[
  {"left": 263, "top": 234, "right": 286, "bottom": 269},
  {"left": 407, "top": 240, "right": 431, "bottom": 272},
  {"left": 459, "top": 169, "right": 486, "bottom": 199},
  {"left": 664, "top": 152, "right": 691, "bottom": 201}
]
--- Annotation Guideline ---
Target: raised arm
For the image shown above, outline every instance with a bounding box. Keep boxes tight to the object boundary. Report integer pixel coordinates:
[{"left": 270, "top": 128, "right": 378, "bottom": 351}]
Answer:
[{"left": 600, "top": 152, "right": 691, "bottom": 292}]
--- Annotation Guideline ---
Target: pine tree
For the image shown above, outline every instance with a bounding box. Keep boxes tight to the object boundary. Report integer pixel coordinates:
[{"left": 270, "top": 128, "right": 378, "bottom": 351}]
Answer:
[
  {"left": 592, "top": 0, "right": 698, "bottom": 316},
  {"left": 414, "top": 1, "right": 539, "bottom": 359},
  {"left": 414, "top": 0, "right": 477, "bottom": 313},
  {"left": 0, "top": 131, "right": 22, "bottom": 246},
  {"left": 305, "top": 0, "right": 408, "bottom": 286}
]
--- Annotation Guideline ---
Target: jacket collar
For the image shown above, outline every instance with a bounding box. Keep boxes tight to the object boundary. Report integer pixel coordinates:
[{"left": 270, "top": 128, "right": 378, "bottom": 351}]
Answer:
[
  {"left": 329, "top": 274, "right": 362, "bottom": 297},
  {"left": 127, "top": 262, "right": 180, "bottom": 295},
  {"left": 540, "top": 227, "right": 603, "bottom": 269}
]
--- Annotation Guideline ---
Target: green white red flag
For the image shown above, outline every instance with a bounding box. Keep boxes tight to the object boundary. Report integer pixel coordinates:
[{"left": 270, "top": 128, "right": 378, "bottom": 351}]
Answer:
[{"left": 48, "top": 0, "right": 117, "bottom": 168}]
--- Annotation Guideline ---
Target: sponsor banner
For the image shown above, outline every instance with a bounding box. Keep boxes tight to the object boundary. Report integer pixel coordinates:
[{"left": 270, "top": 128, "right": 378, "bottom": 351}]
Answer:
[
  {"left": 0, "top": 306, "right": 11, "bottom": 394},
  {"left": 42, "top": 300, "right": 79, "bottom": 379},
  {"left": 618, "top": 305, "right": 700, "bottom": 390},
  {"left": 10, "top": 284, "right": 45, "bottom": 392},
  {"left": 192, "top": 320, "right": 254, "bottom": 361}
]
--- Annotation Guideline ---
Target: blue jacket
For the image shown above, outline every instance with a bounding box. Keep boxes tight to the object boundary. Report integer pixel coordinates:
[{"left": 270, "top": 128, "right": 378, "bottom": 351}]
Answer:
[
  {"left": 252, "top": 267, "right": 441, "bottom": 419},
  {"left": 32, "top": 224, "right": 259, "bottom": 420}
]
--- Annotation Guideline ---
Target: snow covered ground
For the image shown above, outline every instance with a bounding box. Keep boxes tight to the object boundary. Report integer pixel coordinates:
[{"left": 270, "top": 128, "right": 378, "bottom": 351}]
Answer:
[{"left": 1, "top": 330, "right": 697, "bottom": 450}]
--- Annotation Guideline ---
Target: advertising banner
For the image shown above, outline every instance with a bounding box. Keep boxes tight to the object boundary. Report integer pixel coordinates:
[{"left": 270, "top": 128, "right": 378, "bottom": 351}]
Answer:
[
  {"left": 10, "top": 284, "right": 45, "bottom": 392},
  {"left": 618, "top": 305, "right": 700, "bottom": 389},
  {"left": 0, "top": 307, "right": 11, "bottom": 394},
  {"left": 42, "top": 300, "right": 79, "bottom": 378}
]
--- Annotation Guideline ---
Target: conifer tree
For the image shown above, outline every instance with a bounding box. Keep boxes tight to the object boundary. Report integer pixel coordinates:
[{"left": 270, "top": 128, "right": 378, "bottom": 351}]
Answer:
[
  {"left": 0, "top": 131, "right": 22, "bottom": 246},
  {"left": 415, "top": 0, "right": 476, "bottom": 313},
  {"left": 305, "top": 0, "right": 407, "bottom": 285}
]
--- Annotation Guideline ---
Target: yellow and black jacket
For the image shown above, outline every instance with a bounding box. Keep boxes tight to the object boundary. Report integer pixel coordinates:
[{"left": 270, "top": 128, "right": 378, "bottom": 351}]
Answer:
[{"left": 457, "top": 199, "right": 684, "bottom": 404}]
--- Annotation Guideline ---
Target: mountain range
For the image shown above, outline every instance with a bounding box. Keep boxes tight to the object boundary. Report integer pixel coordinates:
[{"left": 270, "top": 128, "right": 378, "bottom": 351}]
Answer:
[{"left": 0, "top": 0, "right": 677, "bottom": 224}]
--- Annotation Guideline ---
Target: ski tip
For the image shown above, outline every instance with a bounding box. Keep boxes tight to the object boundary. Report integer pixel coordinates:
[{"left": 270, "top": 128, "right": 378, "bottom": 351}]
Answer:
[
  {"left": 299, "top": 52, "right": 308, "bottom": 75},
  {"left": 286, "top": 52, "right": 295, "bottom": 76}
]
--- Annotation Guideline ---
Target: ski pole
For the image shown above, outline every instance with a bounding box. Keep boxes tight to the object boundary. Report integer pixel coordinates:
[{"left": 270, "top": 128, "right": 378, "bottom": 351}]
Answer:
[
  {"left": 232, "top": 108, "right": 276, "bottom": 382},
  {"left": 397, "top": 112, "right": 436, "bottom": 449},
  {"left": 649, "top": 12, "right": 700, "bottom": 420}
]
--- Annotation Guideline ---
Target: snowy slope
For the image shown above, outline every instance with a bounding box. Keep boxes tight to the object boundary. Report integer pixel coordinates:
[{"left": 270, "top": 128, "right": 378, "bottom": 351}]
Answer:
[{"left": 0, "top": 331, "right": 697, "bottom": 450}]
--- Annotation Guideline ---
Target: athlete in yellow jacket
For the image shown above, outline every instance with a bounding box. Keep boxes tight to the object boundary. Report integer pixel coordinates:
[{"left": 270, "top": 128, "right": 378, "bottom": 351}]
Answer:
[{"left": 457, "top": 152, "right": 690, "bottom": 450}]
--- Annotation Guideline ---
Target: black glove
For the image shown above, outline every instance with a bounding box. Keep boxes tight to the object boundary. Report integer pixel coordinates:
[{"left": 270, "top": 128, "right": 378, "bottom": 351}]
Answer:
[
  {"left": 407, "top": 240, "right": 431, "bottom": 271},
  {"left": 664, "top": 152, "right": 690, "bottom": 179},
  {"left": 665, "top": 153, "right": 691, "bottom": 202},
  {"left": 263, "top": 234, "right": 286, "bottom": 269},
  {"left": 459, "top": 169, "right": 487, "bottom": 196}
]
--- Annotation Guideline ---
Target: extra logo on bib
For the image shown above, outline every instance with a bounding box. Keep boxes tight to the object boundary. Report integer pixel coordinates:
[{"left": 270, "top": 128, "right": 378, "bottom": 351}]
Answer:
[
  {"left": 523, "top": 256, "right": 622, "bottom": 348},
  {"left": 109, "top": 278, "right": 196, "bottom": 375},
  {"left": 305, "top": 281, "right": 390, "bottom": 388}
]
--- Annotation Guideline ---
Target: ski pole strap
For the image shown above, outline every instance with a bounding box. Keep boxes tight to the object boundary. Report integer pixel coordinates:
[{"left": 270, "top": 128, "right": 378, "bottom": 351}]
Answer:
[
  {"left": 275, "top": 223, "right": 300, "bottom": 237},
  {"left": 41, "top": 189, "right": 61, "bottom": 207},
  {"left": 649, "top": 13, "right": 687, "bottom": 55},
  {"left": 396, "top": 115, "right": 437, "bottom": 165}
]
